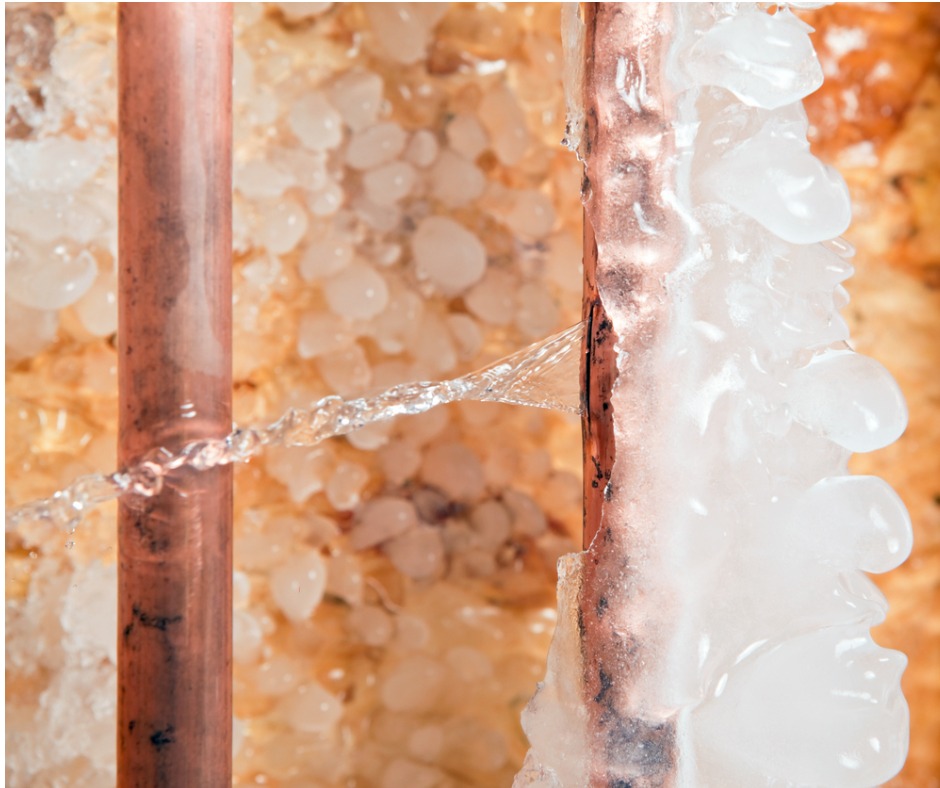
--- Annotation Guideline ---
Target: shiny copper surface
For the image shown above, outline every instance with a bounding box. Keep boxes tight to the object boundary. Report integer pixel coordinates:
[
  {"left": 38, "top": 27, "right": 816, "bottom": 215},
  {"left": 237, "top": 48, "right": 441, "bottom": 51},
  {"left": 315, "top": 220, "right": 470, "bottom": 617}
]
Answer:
[{"left": 117, "top": 4, "right": 233, "bottom": 785}]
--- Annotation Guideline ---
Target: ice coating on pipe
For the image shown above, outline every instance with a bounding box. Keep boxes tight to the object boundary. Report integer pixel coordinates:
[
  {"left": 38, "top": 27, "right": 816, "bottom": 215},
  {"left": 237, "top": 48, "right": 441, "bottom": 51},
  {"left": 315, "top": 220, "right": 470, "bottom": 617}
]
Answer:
[{"left": 515, "top": 4, "right": 910, "bottom": 786}]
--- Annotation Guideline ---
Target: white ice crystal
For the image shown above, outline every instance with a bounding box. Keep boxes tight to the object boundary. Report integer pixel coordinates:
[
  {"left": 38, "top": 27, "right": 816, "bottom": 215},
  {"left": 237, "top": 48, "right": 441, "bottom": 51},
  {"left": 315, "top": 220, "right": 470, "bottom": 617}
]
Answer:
[{"left": 516, "top": 4, "right": 910, "bottom": 787}]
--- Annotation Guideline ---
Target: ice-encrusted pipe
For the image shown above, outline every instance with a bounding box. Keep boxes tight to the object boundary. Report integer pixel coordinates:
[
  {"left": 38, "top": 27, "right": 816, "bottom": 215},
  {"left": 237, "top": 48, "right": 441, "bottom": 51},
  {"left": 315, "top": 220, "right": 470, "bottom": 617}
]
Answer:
[
  {"left": 515, "top": 4, "right": 912, "bottom": 787},
  {"left": 117, "top": 4, "right": 233, "bottom": 785}
]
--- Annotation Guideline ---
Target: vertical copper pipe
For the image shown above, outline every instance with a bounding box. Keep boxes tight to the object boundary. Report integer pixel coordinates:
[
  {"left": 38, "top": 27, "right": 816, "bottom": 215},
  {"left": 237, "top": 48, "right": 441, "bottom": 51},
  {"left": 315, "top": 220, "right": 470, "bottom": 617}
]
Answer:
[
  {"left": 117, "top": 4, "right": 233, "bottom": 786},
  {"left": 579, "top": 3, "right": 680, "bottom": 785}
]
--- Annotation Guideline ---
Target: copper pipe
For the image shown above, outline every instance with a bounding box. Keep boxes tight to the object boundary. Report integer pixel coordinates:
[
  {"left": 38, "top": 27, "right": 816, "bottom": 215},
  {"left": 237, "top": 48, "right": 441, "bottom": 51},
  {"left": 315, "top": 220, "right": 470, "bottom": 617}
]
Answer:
[
  {"left": 579, "top": 4, "right": 680, "bottom": 785},
  {"left": 117, "top": 4, "right": 233, "bottom": 785}
]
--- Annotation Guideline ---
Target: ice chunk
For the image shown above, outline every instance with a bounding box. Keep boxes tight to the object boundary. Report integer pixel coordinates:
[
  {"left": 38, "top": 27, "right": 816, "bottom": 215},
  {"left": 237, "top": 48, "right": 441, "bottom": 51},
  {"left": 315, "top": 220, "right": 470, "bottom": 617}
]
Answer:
[
  {"left": 346, "top": 122, "right": 407, "bottom": 170},
  {"left": 704, "top": 114, "right": 852, "bottom": 244},
  {"left": 6, "top": 235, "right": 98, "bottom": 310},
  {"left": 515, "top": 554, "right": 589, "bottom": 788},
  {"left": 6, "top": 137, "right": 108, "bottom": 194},
  {"left": 789, "top": 351, "right": 908, "bottom": 452},
  {"left": 693, "top": 627, "right": 908, "bottom": 787},
  {"left": 276, "top": 682, "right": 343, "bottom": 734},
  {"left": 329, "top": 69, "right": 384, "bottom": 132},
  {"left": 364, "top": 4, "right": 445, "bottom": 65},
  {"left": 381, "top": 655, "right": 445, "bottom": 712},
  {"left": 794, "top": 476, "right": 913, "bottom": 573},
  {"left": 383, "top": 526, "right": 446, "bottom": 581},
  {"left": 688, "top": 9, "right": 823, "bottom": 109},
  {"left": 323, "top": 262, "right": 389, "bottom": 320}
]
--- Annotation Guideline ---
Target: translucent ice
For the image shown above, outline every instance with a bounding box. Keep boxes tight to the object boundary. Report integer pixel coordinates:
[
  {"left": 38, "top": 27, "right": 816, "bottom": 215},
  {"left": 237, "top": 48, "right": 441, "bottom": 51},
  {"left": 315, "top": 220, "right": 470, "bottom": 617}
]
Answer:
[
  {"left": 517, "top": 4, "right": 910, "bottom": 786},
  {"left": 515, "top": 555, "right": 589, "bottom": 788},
  {"left": 789, "top": 351, "right": 908, "bottom": 453},
  {"left": 694, "top": 627, "right": 908, "bottom": 787},
  {"left": 705, "top": 113, "right": 852, "bottom": 244},
  {"left": 793, "top": 475, "right": 914, "bottom": 574},
  {"left": 688, "top": 8, "right": 823, "bottom": 109}
]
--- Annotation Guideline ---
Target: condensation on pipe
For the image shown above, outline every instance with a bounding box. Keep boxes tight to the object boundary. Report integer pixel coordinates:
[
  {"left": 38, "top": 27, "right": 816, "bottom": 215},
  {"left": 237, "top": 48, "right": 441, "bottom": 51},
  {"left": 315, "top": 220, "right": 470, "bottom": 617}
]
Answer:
[{"left": 117, "top": 4, "right": 233, "bottom": 784}]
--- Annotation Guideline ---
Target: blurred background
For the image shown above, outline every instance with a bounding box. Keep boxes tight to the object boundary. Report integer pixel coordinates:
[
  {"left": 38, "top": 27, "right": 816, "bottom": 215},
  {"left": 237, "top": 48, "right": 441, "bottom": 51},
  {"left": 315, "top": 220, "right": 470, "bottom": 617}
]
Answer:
[{"left": 5, "top": 3, "right": 938, "bottom": 786}]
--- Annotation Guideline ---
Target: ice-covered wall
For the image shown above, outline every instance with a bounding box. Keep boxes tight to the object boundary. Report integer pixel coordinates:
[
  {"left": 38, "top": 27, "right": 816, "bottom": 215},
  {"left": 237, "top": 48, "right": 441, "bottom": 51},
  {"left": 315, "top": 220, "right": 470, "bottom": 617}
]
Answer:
[{"left": 516, "top": 4, "right": 911, "bottom": 786}]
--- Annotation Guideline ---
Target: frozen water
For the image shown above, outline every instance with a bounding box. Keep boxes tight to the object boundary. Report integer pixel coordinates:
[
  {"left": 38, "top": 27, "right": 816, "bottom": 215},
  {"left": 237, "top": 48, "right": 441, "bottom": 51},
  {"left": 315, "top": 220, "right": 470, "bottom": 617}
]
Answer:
[
  {"left": 516, "top": 4, "right": 909, "bottom": 787},
  {"left": 688, "top": 8, "right": 823, "bottom": 110},
  {"left": 704, "top": 113, "right": 852, "bottom": 244},
  {"left": 289, "top": 92, "right": 343, "bottom": 152},
  {"left": 789, "top": 351, "right": 908, "bottom": 453},
  {"left": 793, "top": 475, "right": 913, "bottom": 574}
]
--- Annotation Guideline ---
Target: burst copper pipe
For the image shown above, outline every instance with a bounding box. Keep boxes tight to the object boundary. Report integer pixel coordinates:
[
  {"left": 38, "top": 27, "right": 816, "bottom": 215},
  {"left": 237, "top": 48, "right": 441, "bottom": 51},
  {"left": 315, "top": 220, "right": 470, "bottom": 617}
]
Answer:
[
  {"left": 117, "top": 4, "right": 233, "bottom": 785},
  {"left": 579, "top": 3, "right": 680, "bottom": 785}
]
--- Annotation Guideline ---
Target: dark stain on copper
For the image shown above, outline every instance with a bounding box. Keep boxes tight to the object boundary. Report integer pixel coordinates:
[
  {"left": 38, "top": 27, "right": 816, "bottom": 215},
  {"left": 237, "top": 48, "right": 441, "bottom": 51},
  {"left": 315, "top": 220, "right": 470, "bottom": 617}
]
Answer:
[
  {"left": 594, "top": 666, "right": 614, "bottom": 704},
  {"left": 117, "top": 5, "right": 234, "bottom": 786},
  {"left": 132, "top": 605, "right": 183, "bottom": 632},
  {"left": 149, "top": 726, "right": 176, "bottom": 751}
]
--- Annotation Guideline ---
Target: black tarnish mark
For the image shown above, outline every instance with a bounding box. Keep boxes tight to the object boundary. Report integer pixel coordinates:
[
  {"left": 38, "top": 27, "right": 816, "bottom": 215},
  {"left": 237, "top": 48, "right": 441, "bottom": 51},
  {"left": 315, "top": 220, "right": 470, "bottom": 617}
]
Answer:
[
  {"left": 133, "top": 516, "right": 169, "bottom": 554},
  {"left": 132, "top": 605, "right": 183, "bottom": 631},
  {"left": 596, "top": 596, "right": 609, "bottom": 619},
  {"left": 584, "top": 112, "right": 595, "bottom": 156},
  {"left": 582, "top": 172, "right": 592, "bottom": 196},
  {"left": 609, "top": 781, "right": 634, "bottom": 788},
  {"left": 604, "top": 481, "right": 613, "bottom": 502},
  {"left": 128, "top": 720, "right": 136, "bottom": 732},
  {"left": 594, "top": 666, "right": 613, "bottom": 704},
  {"left": 150, "top": 725, "right": 175, "bottom": 750}
]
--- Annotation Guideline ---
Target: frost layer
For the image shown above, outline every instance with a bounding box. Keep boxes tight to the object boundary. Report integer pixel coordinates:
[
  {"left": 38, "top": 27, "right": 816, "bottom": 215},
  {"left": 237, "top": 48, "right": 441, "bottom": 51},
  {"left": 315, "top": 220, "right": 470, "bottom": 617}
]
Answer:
[{"left": 516, "top": 4, "right": 910, "bottom": 787}]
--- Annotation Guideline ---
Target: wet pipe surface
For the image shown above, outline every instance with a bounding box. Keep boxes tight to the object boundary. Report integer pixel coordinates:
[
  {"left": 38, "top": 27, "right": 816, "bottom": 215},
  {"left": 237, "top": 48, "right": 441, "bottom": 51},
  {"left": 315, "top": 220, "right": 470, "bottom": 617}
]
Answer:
[{"left": 117, "top": 4, "right": 233, "bottom": 786}]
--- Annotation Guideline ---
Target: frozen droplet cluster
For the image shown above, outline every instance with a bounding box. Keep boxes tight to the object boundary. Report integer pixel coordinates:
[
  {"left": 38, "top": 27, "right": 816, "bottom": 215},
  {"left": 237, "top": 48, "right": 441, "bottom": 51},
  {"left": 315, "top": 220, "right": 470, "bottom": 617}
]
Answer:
[{"left": 517, "top": 4, "right": 910, "bottom": 787}]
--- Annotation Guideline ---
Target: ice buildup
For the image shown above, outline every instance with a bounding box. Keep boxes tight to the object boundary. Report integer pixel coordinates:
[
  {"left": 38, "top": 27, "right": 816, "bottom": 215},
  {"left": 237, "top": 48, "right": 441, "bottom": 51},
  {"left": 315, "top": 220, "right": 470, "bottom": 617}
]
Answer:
[{"left": 515, "top": 5, "right": 910, "bottom": 787}]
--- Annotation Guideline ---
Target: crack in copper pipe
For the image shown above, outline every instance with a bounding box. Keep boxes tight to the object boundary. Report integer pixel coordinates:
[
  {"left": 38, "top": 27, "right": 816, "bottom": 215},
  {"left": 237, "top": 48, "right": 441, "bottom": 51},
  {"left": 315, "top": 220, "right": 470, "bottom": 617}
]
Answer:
[{"left": 117, "top": 4, "right": 233, "bottom": 785}]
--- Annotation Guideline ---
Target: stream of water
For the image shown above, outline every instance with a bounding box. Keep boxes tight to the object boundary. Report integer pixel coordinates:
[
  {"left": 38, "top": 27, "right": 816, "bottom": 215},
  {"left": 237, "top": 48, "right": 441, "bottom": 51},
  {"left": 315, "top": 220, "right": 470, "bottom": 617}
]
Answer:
[{"left": 6, "top": 322, "right": 583, "bottom": 533}]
